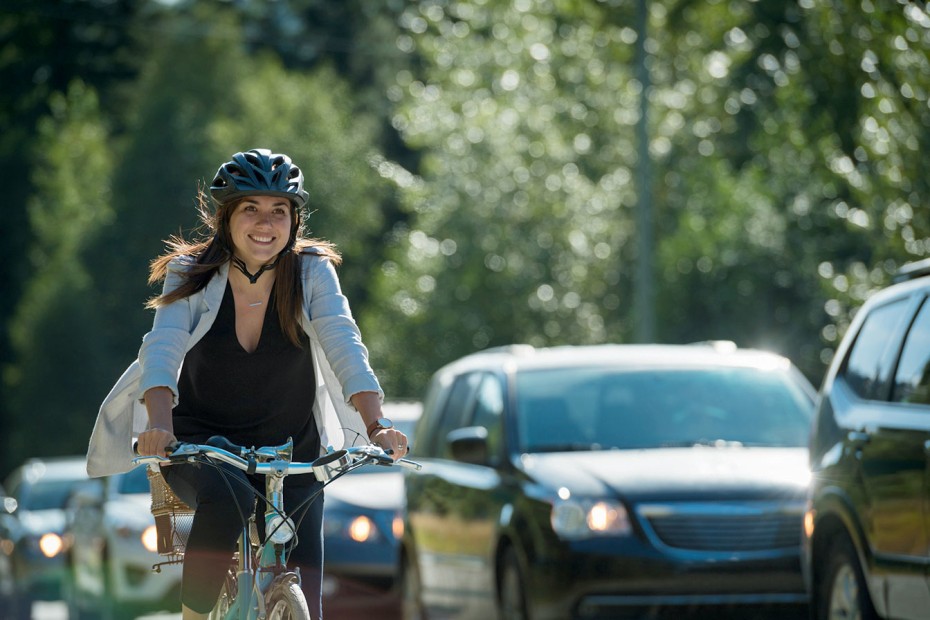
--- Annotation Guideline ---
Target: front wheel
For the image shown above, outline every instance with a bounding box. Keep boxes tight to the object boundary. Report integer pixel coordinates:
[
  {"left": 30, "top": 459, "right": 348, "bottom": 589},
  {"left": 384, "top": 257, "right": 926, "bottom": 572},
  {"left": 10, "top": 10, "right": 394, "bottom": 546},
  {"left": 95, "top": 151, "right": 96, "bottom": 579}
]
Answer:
[
  {"left": 498, "top": 547, "right": 528, "bottom": 620},
  {"left": 265, "top": 576, "right": 311, "bottom": 620},
  {"left": 816, "top": 535, "right": 878, "bottom": 620},
  {"left": 400, "top": 553, "right": 428, "bottom": 620}
]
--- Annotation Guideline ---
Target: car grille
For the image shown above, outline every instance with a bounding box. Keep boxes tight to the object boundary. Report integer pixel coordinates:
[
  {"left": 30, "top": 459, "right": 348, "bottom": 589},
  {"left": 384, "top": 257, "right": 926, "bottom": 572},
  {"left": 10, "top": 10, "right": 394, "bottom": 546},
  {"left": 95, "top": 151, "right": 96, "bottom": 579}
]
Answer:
[{"left": 637, "top": 501, "right": 804, "bottom": 555}]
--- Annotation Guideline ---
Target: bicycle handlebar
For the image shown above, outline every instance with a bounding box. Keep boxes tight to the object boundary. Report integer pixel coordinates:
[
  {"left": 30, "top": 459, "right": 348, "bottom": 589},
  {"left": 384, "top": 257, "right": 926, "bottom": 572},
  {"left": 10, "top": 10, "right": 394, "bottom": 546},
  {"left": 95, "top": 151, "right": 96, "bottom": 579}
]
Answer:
[{"left": 132, "top": 436, "right": 421, "bottom": 481}]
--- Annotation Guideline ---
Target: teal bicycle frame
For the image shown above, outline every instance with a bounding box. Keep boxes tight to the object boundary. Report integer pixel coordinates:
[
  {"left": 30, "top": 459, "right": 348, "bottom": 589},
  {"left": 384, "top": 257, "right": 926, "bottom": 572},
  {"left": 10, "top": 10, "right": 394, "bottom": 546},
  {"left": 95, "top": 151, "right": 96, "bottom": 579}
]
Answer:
[{"left": 135, "top": 439, "right": 419, "bottom": 620}]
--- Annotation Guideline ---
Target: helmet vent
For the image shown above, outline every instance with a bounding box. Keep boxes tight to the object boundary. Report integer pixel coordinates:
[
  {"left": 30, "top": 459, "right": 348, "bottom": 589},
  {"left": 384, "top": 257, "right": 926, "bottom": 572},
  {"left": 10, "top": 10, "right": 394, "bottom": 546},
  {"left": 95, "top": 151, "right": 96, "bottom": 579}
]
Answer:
[{"left": 209, "top": 148, "right": 309, "bottom": 207}]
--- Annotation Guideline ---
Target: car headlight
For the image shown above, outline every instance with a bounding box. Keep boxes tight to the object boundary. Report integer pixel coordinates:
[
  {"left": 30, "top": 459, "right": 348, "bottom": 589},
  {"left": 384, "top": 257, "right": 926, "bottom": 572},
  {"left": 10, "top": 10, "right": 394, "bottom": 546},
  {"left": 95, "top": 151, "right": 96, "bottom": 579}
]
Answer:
[
  {"left": 324, "top": 512, "right": 385, "bottom": 544},
  {"left": 551, "top": 498, "right": 632, "bottom": 540},
  {"left": 348, "top": 516, "right": 376, "bottom": 543},
  {"left": 141, "top": 525, "right": 159, "bottom": 553},
  {"left": 38, "top": 533, "right": 64, "bottom": 558}
]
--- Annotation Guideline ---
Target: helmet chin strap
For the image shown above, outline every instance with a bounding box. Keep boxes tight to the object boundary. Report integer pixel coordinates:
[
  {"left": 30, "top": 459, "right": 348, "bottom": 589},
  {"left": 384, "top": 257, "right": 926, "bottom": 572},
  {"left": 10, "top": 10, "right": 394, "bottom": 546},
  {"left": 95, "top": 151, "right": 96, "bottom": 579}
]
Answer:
[{"left": 232, "top": 255, "right": 280, "bottom": 284}]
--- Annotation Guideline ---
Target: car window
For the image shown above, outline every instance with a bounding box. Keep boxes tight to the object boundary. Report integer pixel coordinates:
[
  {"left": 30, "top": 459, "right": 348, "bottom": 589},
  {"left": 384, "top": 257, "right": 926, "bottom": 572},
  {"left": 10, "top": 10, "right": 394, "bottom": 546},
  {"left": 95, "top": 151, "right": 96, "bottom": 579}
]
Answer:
[
  {"left": 433, "top": 372, "right": 482, "bottom": 458},
  {"left": 843, "top": 298, "right": 911, "bottom": 401},
  {"left": 469, "top": 374, "right": 505, "bottom": 465},
  {"left": 20, "top": 479, "right": 80, "bottom": 510},
  {"left": 891, "top": 298, "right": 930, "bottom": 406},
  {"left": 516, "top": 366, "right": 813, "bottom": 452}
]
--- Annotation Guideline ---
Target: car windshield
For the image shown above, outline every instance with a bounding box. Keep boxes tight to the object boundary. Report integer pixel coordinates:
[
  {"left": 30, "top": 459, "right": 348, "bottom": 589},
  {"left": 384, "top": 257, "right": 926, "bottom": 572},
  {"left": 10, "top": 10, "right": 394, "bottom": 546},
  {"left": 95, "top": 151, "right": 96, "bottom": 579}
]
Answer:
[
  {"left": 21, "top": 479, "right": 82, "bottom": 510},
  {"left": 117, "top": 465, "right": 152, "bottom": 494},
  {"left": 515, "top": 366, "right": 813, "bottom": 453}
]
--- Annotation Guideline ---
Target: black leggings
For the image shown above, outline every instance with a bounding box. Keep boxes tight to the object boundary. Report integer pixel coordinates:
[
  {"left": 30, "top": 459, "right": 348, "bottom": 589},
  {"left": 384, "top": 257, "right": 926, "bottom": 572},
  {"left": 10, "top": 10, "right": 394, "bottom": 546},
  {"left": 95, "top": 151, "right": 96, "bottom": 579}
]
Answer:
[{"left": 161, "top": 462, "right": 325, "bottom": 617}]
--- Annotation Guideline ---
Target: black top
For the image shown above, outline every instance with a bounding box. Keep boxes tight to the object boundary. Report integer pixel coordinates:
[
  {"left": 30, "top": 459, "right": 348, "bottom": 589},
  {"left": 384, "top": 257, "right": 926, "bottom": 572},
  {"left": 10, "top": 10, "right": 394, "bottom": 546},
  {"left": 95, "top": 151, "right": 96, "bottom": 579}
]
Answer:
[{"left": 173, "top": 281, "right": 319, "bottom": 460}]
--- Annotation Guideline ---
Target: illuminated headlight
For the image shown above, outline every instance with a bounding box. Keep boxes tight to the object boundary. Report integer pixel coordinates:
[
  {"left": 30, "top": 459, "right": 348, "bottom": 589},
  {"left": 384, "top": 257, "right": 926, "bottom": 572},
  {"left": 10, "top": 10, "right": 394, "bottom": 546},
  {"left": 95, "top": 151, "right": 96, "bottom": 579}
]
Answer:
[
  {"left": 266, "top": 514, "right": 296, "bottom": 544},
  {"left": 348, "top": 516, "right": 378, "bottom": 543},
  {"left": 803, "top": 501, "right": 816, "bottom": 540},
  {"left": 141, "top": 525, "right": 159, "bottom": 553},
  {"left": 324, "top": 513, "right": 385, "bottom": 544},
  {"left": 551, "top": 499, "right": 631, "bottom": 540},
  {"left": 38, "top": 533, "right": 64, "bottom": 558}
]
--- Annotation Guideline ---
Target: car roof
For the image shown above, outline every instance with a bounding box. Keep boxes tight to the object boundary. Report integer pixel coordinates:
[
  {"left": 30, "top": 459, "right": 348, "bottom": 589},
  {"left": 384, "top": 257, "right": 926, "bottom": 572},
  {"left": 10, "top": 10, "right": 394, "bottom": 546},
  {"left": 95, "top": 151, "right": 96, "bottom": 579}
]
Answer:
[
  {"left": 381, "top": 400, "right": 423, "bottom": 422},
  {"left": 11, "top": 456, "right": 88, "bottom": 484},
  {"left": 436, "top": 342, "right": 794, "bottom": 377},
  {"left": 891, "top": 257, "right": 930, "bottom": 284},
  {"left": 862, "top": 268, "right": 930, "bottom": 308}
]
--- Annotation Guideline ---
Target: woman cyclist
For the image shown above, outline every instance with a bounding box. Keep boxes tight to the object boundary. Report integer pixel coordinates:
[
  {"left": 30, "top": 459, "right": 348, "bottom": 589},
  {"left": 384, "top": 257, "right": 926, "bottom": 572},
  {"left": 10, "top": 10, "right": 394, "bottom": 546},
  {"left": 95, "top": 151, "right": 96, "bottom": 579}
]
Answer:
[{"left": 86, "top": 148, "right": 408, "bottom": 619}]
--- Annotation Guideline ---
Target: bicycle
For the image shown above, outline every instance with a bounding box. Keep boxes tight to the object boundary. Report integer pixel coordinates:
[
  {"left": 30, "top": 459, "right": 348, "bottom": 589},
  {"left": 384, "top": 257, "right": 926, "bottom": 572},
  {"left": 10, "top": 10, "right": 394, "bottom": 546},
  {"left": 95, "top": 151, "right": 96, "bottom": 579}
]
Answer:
[{"left": 133, "top": 436, "right": 420, "bottom": 620}]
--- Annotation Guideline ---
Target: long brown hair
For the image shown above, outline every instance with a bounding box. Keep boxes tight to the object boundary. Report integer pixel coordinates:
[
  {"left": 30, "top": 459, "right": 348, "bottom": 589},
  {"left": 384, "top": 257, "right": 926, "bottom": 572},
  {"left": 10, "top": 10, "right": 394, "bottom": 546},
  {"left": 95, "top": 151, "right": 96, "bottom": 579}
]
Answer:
[{"left": 146, "top": 189, "right": 341, "bottom": 348}]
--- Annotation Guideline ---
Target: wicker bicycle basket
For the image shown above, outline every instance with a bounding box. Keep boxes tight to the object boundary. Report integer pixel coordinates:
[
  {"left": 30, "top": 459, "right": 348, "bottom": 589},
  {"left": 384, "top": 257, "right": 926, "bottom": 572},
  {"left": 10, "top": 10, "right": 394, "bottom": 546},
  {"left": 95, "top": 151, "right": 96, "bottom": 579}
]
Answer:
[{"left": 147, "top": 467, "right": 195, "bottom": 559}]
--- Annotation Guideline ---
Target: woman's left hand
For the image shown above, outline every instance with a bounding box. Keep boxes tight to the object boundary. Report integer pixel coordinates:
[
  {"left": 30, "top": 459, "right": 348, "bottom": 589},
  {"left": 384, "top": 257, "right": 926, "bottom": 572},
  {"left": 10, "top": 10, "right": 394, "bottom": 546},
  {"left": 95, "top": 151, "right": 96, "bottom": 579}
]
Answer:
[
  {"left": 371, "top": 428, "right": 410, "bottom": 460},
  {"left": 351, "top": 392, "right": 410, "bottom": 461}
]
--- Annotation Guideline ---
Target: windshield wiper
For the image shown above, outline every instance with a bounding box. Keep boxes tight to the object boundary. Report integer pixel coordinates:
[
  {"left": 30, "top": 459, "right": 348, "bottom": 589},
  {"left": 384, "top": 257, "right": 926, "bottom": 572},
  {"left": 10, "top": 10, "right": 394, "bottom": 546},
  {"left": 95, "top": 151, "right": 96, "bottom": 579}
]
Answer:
[
  {"left": 658, "top": 439, "right": 745, "bottom": 448},
  {"left": 531, "top": 442, "right": 603, "bottom": 453}
]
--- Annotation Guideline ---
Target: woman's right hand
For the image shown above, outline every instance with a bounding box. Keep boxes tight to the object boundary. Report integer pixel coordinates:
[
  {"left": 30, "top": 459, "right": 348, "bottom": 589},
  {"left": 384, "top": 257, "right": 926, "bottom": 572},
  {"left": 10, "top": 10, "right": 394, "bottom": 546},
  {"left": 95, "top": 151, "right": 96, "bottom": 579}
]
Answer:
[{"left": 136, "top": 427, "right": 177, "bottom": 457}]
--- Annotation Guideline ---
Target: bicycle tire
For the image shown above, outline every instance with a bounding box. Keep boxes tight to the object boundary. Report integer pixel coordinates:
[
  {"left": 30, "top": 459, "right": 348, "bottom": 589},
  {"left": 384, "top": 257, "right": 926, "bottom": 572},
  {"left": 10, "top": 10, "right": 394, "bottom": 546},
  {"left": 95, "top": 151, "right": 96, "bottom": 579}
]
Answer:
[{"left": 265, "top": 575, "right": 311, "bottom": 620}]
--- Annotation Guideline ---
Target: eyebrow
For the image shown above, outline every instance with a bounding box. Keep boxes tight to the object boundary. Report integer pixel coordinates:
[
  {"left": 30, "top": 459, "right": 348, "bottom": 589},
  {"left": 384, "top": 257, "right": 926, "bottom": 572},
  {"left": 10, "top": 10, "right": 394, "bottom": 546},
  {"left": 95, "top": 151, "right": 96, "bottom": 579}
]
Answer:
[{"left": 241, "top": 197, "right": 291, "bottom": 208}]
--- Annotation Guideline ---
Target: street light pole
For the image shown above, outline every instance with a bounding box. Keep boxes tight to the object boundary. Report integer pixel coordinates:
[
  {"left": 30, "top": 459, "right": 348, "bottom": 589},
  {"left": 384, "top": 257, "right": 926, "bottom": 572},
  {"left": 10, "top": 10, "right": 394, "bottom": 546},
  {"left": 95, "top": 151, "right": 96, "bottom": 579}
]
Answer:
[{"left": 633, "top": 0, "right": 655, "bottom": 343}]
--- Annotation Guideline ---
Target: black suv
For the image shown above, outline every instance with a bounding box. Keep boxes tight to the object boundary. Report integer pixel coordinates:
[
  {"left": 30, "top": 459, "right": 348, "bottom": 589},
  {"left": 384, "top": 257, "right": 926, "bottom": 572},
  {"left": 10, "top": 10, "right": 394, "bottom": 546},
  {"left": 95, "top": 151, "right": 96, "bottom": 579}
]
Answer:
[
  {"left": 804, "top": 259, "right": 930, "bottom": 620},
  {"left": 403, "top": 343, "right": 815, "bottom": 619}
]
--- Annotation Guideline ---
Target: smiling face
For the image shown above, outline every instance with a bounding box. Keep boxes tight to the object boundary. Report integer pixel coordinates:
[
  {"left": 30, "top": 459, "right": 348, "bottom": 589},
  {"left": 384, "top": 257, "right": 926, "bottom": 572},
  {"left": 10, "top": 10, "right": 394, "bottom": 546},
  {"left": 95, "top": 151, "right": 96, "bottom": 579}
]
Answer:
[{"left": 228, "top": 195, "right": 294, "bottom": 271}]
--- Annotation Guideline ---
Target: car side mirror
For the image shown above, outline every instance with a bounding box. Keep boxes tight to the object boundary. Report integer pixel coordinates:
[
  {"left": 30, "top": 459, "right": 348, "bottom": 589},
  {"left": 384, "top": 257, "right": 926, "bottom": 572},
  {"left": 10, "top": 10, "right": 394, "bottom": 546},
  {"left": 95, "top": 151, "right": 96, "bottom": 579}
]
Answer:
[{"left": 448, "top": 426, "right": 489, "bottom": 465}]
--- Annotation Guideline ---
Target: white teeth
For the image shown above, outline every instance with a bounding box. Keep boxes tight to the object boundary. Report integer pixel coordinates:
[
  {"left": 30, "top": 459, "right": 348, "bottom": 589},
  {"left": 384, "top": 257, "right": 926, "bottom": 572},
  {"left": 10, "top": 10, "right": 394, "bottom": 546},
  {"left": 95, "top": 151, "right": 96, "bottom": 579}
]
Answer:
[{"left": 251, "top": 236, "right": 273, "bottom": 243}]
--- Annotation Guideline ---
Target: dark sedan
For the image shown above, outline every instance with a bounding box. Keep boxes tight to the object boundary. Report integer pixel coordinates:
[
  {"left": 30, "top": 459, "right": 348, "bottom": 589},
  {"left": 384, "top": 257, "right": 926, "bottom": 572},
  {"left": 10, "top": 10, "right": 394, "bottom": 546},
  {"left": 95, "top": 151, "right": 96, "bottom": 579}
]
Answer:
[
  {"left": 402, "top": 343, "right": 815, "bottom": 619},
  {"left": 322, "top": 401, "right": 422, "bottom": 618}
]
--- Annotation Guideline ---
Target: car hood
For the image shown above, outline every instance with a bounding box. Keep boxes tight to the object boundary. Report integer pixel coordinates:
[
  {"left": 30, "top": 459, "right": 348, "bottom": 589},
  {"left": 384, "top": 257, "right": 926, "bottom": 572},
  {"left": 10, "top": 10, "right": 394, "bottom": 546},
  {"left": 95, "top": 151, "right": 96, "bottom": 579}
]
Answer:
[
  {"left": 19, "top": 509, "right": 67, "bottom": 535},
  {"left": 519, "top": 446, "right": 810, "bottom": 502},
  {"left": 106, "top": 493, "right": 155, "bottom": 529},
  {"left": 325, "top": 472, "right": 403, "bottom": 511}
]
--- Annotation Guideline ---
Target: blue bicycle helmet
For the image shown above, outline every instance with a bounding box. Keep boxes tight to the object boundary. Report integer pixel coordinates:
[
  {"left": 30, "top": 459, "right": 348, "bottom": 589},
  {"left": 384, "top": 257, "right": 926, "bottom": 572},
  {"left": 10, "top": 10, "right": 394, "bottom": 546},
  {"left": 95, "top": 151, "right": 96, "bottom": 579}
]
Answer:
[{"left": 210, "top": 148, "right": 309, "bottom": 207}]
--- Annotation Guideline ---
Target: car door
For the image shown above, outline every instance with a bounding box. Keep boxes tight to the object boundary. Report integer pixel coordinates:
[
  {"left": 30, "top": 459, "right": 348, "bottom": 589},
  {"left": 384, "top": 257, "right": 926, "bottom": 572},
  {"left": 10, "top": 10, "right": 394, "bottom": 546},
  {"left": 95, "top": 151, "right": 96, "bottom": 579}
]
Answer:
[
  {"left": 840, "top": 294, "right": 930, "bottom": 619},
  {"left": 886, "top": 296, "right": 930, "bottom": 615},
  {"left": 407, "top": 371, "right": 506, "bottom": 618}
]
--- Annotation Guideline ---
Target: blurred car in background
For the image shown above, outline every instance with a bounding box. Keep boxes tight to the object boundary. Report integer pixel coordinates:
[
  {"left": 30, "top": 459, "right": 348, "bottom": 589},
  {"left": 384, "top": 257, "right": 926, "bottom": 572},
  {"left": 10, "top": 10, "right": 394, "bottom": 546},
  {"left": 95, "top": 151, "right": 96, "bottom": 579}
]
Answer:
[
  {"left": 1, "top": 455, "right": 88, "bottom": 620},
  {"left": 322, "top": 400, "right": 422, "bottom": 618},
  {"left": 403, "top": 343, "right": 816, "bottom": 620},
  {"left": 804, "top": 259, "right": 930, "bottom": 620},
  {"left": 64, "top": 463, "right": 182, "bottom": 619},
  {"left": 0, "top": 483, "right": 18, "bottom": 612}
]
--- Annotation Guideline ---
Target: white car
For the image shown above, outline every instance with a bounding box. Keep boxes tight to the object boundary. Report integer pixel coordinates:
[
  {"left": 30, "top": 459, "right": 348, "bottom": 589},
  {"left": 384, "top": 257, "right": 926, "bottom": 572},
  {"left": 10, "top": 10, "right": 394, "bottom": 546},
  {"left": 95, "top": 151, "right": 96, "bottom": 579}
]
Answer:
[
  {"left": 65, "top": 464, "right": 182, "bottom": 618},
  {"left": 2, "top": 456, "right": 89, "bottom": 620}
]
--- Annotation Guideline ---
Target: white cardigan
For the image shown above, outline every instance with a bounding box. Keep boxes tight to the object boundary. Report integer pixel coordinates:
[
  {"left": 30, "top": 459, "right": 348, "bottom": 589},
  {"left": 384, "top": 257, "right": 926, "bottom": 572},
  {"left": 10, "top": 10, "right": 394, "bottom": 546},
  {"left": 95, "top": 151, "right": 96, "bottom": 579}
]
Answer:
[{"left": 86, "top": 249, "right": 382, "bottom": 477}]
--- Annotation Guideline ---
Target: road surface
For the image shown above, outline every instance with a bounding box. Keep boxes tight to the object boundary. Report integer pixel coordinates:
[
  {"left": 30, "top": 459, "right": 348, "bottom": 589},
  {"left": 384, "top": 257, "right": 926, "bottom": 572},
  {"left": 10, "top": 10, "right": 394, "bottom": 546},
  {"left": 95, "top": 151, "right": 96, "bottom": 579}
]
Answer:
[{"left": 32, "top": 601, "right": 180, "bottom": 620}]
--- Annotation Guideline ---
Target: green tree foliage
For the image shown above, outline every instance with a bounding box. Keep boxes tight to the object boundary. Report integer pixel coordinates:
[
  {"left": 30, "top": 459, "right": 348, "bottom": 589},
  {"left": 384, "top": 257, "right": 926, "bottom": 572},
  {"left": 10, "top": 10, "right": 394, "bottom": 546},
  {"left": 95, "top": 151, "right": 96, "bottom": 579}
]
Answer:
[
  {"left": 360, "top": 0, "right": 930, "bottom": 396},
  {"left": 5, "top": 81, "right": 114, "bottom": 464},
  {"left": 363, "top": 0, "right": 645, "bottom": 395},
  {"left": 654, "top": 0, "right": 930, "bottom": 373},
  {"left": 0, "top": 0, "right": 144, "bottom": 426}
]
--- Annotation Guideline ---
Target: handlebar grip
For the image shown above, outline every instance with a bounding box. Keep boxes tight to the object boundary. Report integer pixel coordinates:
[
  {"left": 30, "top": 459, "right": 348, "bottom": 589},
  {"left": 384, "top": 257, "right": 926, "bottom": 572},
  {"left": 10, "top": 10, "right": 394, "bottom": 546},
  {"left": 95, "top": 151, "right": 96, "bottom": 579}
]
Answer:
[
  {"left": 132, "top": 440, "right": 178, "bottom": 457},
  {"left": 205, "top": 435, "right": 245, "bottom": 457}
]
